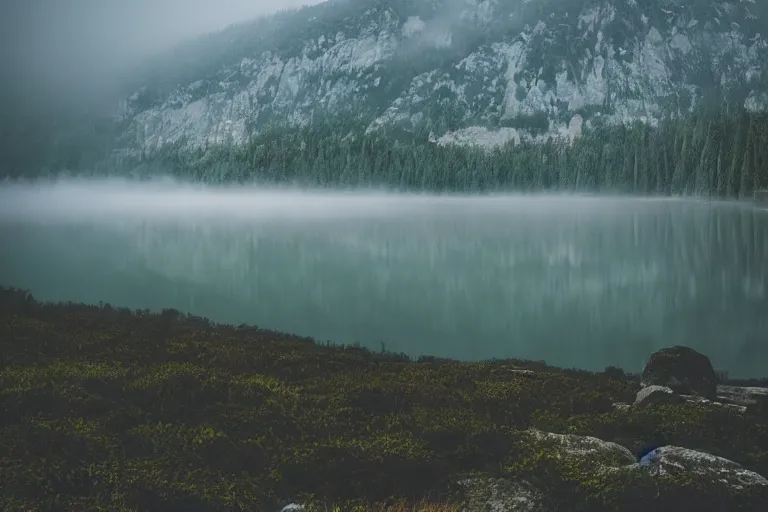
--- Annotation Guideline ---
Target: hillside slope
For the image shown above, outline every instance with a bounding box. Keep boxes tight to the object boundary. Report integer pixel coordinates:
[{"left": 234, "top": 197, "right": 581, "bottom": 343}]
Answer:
[
  {"left": 116, "top": 0, "right": 768, "bottom": 153},
  {"left": 2, "top": 288, "right": 767, "bottom": 511}
]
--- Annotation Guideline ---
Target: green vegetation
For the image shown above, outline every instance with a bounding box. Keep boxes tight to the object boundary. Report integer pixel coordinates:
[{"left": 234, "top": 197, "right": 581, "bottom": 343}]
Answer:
[
  {"left": 6, "top": 105, "right": 767, "bottom": 199},
  {"left": 1, "top": 288, "right": 767, "bottom": 511},
  {"left": 498, "top": 112, "right": 551, "bottom": 136},
  {"left": 94, "top": 105, "right": 767, "bottom": 197}
]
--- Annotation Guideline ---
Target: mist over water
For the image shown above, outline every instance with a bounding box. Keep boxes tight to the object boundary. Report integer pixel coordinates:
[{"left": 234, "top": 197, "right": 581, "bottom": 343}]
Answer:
[{"left": 1, "top": 180, "right": 767, "bottom": 377}]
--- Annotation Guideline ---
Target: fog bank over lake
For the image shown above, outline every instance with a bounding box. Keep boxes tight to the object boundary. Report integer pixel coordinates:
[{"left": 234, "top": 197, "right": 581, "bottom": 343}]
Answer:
[
  {"left": 1, "top": 180, "right": 766, "bottom": 377},
  {"left": 0, "top": 179, "right": 694, "bottom": 220}
]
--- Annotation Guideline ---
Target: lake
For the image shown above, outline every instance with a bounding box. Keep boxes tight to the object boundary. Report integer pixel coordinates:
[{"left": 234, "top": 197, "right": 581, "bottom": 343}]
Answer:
[{"left": 1, "top": 181, "right": 767, "bottom": 378}]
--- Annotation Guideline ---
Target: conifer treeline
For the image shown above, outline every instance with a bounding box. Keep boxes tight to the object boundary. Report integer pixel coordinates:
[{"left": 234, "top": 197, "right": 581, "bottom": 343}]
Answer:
[{"left": 115, "top": 105, "right": 767, "bottom": 197}]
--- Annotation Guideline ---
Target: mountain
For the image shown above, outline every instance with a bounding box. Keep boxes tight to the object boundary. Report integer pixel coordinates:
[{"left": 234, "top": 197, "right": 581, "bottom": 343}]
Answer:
[{"left": 114, "top": 0, "right": 768, "bottom": 154}]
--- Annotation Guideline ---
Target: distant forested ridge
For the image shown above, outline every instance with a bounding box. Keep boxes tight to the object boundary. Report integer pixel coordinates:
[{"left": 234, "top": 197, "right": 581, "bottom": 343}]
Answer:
[
  {"left": 21, "top": 105, "right": 762, "bottom": 198},
  {"left": 3, "top": 0, "right": 767, "bottom": 197}
]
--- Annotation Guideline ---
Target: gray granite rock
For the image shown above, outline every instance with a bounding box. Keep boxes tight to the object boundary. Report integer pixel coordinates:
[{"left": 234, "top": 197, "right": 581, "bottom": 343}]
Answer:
[
  {"left": 717, "top": 385, "right": 768, "bottom": 417},
  {"left": 460, "top": 432, "right": 768, "bottom": 510},
  {"left": 679, "top": 394, "right": 748, "bottom": 413},
  {"left": 529, "top": 430, "right": 636, "bottom": 466},
  {"left": 633, "top": 385, "right": 683, "bottom": 408},
  {"left": 635, "top": 445, "right": 768, "bottom": 490}
]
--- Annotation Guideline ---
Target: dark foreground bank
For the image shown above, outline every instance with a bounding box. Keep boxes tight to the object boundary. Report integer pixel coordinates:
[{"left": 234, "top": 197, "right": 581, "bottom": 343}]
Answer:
[{"left": 1, "top": 288, "right": 767, "bottom": 511}]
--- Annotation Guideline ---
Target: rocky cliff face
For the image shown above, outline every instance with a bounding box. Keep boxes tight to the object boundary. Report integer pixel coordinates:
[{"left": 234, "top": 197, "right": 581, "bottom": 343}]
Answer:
[{"left": 116, "top": 0, "right": 768, "bottom": 153}]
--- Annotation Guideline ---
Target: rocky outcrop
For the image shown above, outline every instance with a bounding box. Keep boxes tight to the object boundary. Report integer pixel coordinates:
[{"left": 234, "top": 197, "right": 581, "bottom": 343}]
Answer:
[
  {"left": 629, "top": 368, "right": 768, "bottom": 414},
  {"left": 530, "top": 430, "right": 636, "bottom": 466},
  {"left": 631, "top": 347, "right": 768, "bottom": 413},
  {"left": 638, "top": 445, "right": 768, "bottom": 489},
  {"left": 633, "top": 385, "right": 683, "bottom": 408},
  {"left": 276, "top": 348, "right": 762, "bottom": 511},
  {"left": 678, "top": 394, "right": 748, "bottom": 413},
  {"left": 717, "top": 385, "right": 768, "bottom": 418},
  {"left": 459, "top": 431, "right": 768, "bottom": 511},
  {"left": 641, "top": 346, "right": 718, "bottom": 399},
  {"left": 114, "top": 0, "right": 768, "bottom": 153}
]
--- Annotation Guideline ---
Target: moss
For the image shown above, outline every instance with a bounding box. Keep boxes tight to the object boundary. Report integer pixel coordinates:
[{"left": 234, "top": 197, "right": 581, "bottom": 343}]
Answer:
[{"left": 1, "top": 287, "right": 766, "bottom": 511}]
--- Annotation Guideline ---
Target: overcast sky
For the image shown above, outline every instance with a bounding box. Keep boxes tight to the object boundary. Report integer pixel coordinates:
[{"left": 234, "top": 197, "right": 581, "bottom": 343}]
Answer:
[{"left": 0, "top": 0, "right": 325, "bottom": 113}]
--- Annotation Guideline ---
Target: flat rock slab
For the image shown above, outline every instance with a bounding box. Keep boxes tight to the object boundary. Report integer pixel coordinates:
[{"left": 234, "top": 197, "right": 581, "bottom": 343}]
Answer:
[
  {"left": 680, "top": 394, "right": 748, "bottom": 413},
  {"left": 716, "top": 385, "right": 768, "bottom": 406}
]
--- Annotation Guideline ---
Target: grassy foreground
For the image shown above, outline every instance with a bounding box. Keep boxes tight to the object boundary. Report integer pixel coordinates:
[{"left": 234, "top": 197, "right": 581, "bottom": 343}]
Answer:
[{"left": 1, "top": 288, "right": 767, "bottom": 511}]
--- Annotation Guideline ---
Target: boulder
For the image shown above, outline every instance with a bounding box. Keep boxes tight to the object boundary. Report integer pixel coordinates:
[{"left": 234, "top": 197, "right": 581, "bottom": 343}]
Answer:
[
  {"left": 469, "top": 432, "right": 768, "bottom": 510},
  {"left": 633, "top": 385, "right": 683, "bottom": 408},
  {"left": 529, "top": 430, "right": 636, "bottom": 466},
  {"left": 641, "top": 346, "right": 718, "bottom": 399},
  {"left": 635, "top": 445, "right": 768, "bottom": 489},
  {"left": 542, "top": 433, "right": 768, "bottom": 506}
]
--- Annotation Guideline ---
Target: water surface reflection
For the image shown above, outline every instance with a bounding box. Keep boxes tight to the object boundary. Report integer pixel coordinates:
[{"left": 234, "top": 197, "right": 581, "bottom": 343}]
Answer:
[{"left": 1, "top": 187, "right": 766, "bottom": 377}]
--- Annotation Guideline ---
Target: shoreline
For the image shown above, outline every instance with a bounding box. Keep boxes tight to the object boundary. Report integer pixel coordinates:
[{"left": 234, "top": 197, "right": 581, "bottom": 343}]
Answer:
[{"left": 2, "top": 287, "right": 767, "bottom": 386}]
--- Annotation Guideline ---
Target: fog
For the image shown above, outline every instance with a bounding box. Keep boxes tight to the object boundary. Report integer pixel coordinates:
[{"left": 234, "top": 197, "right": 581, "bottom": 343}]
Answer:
[
  {"left": 0, "top": 0, "right": 325, "bottom": 113},
  {"left": 0, "top": 0, "right": 519, "bottom": 115},
  {"left": 0, "top": 179, "right": 696, "bottom": 223},
  {"left": 2, "top": 180, "right": 767, "bottom": 377}
]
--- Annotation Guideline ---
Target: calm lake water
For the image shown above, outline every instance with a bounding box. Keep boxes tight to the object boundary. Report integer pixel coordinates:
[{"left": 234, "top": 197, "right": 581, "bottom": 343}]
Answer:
[{"left": 1, "top": 181, "right": 767, "bottom": 377}]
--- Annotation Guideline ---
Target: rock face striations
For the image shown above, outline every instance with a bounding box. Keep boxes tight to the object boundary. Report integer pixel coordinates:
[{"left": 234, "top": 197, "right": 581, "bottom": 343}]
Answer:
[{"left": 114, "top": 0, "right": 768, "bottom": 154}]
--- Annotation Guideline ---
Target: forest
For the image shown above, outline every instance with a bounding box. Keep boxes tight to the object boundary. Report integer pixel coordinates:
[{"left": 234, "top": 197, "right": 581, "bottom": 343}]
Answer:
[
  {"left": 4, "top": 104, "right": 767, "bottom": 199},
  {"left": 97, "top": 104, "right": 768, "bottom": 198}
]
